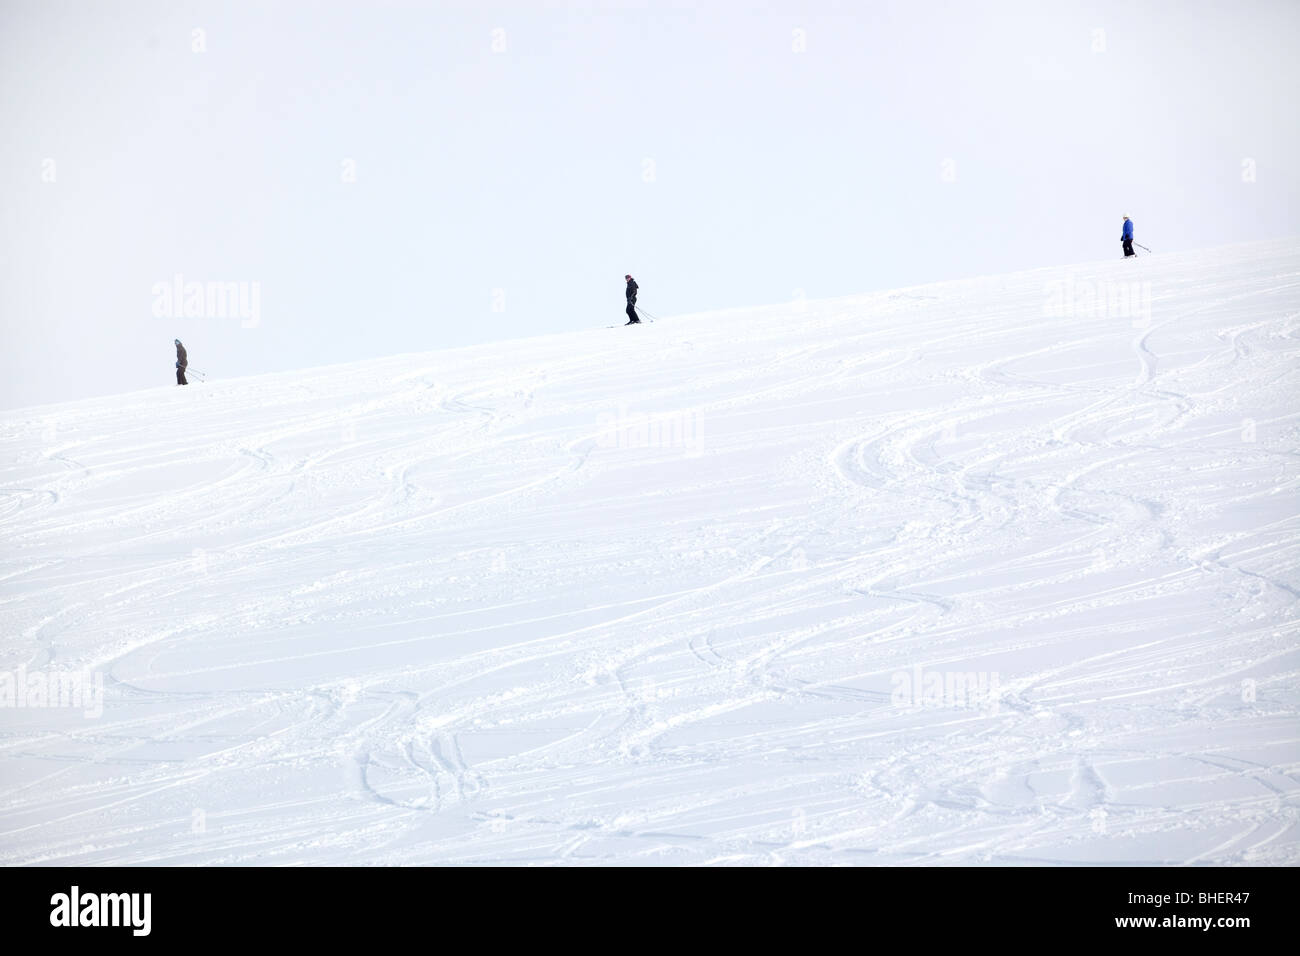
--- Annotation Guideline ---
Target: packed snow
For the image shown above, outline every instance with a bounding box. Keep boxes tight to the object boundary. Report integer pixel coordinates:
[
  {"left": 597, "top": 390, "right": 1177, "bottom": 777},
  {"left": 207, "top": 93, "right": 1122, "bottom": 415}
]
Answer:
[{"left": 2, "top": 239, "right": 1298, "bottom": 865}]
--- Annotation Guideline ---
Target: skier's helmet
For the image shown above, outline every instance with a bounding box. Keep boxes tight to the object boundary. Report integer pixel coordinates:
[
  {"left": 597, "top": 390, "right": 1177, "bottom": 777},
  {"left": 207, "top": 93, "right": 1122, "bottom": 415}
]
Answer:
[
  {"left": 625, "top": 274, "right": 632, "bottom": 280},
  {"left": 174, "top": 339, "right": 181, "bottom": 345}
]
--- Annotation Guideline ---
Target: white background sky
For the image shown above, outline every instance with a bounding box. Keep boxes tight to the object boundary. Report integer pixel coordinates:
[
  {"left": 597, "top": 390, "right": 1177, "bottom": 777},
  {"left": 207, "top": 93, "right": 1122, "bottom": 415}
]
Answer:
[{"left": 2, "top": 0, "right": 1297, "bottom": 409}]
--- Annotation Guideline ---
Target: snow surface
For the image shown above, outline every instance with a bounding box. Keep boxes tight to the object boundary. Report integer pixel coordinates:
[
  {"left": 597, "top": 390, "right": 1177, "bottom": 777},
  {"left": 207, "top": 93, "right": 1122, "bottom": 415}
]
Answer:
[{"left": 2, "top": 240, "right": 1298, "bottom": 865}]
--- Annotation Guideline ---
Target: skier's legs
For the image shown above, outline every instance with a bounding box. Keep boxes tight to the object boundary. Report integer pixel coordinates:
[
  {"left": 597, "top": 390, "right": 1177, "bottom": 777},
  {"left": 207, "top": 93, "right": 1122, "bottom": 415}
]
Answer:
[
  {"left": 1123, "top": 239, "right": 1135, "bottom": 258},
  {"left": 177, "top": 368, "right": 188, "bottom": 385},
  {"left": 626, "top": 303, "right": 640, "bottom": 324}
]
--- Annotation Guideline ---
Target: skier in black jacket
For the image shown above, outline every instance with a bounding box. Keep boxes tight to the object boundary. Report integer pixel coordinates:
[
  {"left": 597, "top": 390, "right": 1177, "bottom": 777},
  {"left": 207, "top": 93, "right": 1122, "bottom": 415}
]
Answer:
[
  {"left": 624, "top": 275, "right": 640, "bottom": 325},
  {"left": 174, "top": 339, "right": 188, "bottom": 385}
]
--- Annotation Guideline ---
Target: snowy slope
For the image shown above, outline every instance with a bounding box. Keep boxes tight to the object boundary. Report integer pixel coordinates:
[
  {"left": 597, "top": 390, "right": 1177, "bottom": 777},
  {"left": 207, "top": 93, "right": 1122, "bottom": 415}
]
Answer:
[{"left": 2, "top": 240, "right": 1298, "bottom": 865}]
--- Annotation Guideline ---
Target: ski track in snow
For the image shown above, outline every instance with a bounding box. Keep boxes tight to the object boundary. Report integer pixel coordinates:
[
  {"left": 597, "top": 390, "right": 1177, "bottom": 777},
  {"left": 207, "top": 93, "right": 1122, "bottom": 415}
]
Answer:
[{"left": 1, "top": 240, "right": 1298, "bottom": 865}]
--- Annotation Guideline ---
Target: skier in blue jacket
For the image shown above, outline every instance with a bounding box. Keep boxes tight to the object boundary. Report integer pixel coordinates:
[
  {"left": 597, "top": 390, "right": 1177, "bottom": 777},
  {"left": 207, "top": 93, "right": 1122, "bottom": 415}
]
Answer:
[{"left": 1121, "top": 216, "right": 1135, "bottom": 258}]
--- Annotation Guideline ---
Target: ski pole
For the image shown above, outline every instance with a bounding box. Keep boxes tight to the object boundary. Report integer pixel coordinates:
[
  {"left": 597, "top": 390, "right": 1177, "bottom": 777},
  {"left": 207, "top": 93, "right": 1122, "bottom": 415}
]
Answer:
[
  {"left": 635, "top": 305, "right": 657, "bottom": 322},
  {"left": 1135, "top": 242, "right": 1151, "bottom": 253},
  {"left": 184, "top": 368, "right": 207, "bottom": 381}
]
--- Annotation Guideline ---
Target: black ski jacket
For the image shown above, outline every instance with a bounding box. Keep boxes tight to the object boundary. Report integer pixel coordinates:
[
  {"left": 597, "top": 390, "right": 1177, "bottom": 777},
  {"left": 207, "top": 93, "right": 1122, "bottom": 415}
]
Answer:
[{"left": 625, "top": 278, "right": 638, "bottom": 303}]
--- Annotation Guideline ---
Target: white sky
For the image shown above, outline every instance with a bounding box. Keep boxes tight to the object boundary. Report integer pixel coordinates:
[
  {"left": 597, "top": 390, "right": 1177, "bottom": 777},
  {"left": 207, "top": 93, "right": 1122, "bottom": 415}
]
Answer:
[{"left": 2, "top": 0, "right": 1297, "bottom": 409}]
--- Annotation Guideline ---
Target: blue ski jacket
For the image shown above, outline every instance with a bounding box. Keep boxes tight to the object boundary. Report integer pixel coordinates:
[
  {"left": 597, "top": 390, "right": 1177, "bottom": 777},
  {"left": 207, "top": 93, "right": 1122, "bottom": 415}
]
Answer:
[{"left": 1122, "top": 219, "right": 1134, "bottom": 240}]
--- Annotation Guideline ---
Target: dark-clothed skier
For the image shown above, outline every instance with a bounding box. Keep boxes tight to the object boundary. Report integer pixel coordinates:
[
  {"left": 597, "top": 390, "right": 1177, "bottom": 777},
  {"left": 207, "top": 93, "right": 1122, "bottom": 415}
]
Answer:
[
  {"left": 174, "top": 338, "right": 188, "bottom": 385},
  {"left": 1121, "top": 216, "right": 1136, "bottom": 258},
  {"left": 624, "top": 274, "right": 640, "bottom": 325}
]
